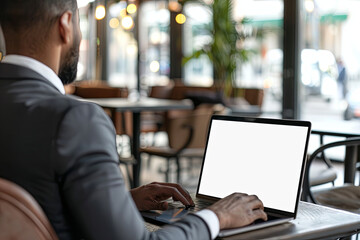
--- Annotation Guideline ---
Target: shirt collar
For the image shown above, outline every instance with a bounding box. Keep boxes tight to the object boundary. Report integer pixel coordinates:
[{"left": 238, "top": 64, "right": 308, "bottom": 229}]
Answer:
[{"left": 2, "top": 54, "right": 65, "bottom": 95}]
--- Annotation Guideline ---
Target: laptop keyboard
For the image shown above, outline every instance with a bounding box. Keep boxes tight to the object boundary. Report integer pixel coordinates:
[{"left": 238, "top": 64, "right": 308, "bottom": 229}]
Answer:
[
  {"left": 192, "top": 198, "right": 212, "bottom": 211},
  {"left": 168, "top": 198, "right": 282, "bottom": 225},
  {"left": 167, "top": 198, "right": 212, "bottom": 212},
  {"left": 143, "top": 197, "right": 285, "bottom": 233}
]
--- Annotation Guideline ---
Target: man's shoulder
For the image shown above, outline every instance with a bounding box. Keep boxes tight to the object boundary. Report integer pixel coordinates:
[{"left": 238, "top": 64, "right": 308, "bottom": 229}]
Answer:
[
  {"left": 0, "top": 62, "right": 45, "bottom": 80},
  {"left": 0, "top": 62, "right": 61, "bottom": 94},
  {"left": 50, "top": 94, "right": 107, "bottom": 118}
]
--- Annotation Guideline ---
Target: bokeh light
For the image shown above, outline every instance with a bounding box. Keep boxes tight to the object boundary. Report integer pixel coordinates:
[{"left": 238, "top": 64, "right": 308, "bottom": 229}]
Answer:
[
  {"left": 127, "top": 4, "right": 137, "bottom": 14},
  {"left": 305, "top": 0, "right": 315, "bottom": 13},
  {"left": 175, "top": 13, "right": 186, "bottom": 24},
  {"left": 168, "top": 1, "right": 181, "bottom": 12},
  {"left": 95, "top": 5, "right": 106, "bottom": 20},
  {"left": 122, "top": 15, "right": 134, "bottom": 30},
  {"left": 109, "top": 18, "right": 120, "bottom": 28},
  {"left": 150, "top": 61, "right": 160, "bottom": 73},
  {"left": 120, "top": 8, "right": 127, "bottom": 18}
]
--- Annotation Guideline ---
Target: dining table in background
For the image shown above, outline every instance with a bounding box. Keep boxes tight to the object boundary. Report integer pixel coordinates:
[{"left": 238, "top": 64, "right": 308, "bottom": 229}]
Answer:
[
  {"left": 83, "top": 97, "right": 193, "bottom": 188},
  {"left": 310, "top": 120, "right": 360, "bottom": 184}
]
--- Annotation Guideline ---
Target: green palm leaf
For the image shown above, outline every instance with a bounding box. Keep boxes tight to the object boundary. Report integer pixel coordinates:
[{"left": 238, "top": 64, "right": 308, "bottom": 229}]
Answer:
[{"left": 181, "top": 0, "right": 254, "bottom": 95}]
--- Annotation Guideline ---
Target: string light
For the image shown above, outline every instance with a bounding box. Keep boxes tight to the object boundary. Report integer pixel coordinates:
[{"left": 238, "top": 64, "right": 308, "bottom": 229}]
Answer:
[
  {"left": 175, "top": 13, "right": 186, "bottom": 24},
  {"left": 109, "top": 18, "right": 120, "bottom": 28},
  {"left": 127, "top": 4, "right": 137, "bottom": 14},
  {"left": 95, "top": 5, "right": 106, "bottom": 20},
  {"left": 122, "top": 15, "right": 134, "bottom": 30},
  {"left": 120, "top": 8, "right": 127, "bottom": 17}
]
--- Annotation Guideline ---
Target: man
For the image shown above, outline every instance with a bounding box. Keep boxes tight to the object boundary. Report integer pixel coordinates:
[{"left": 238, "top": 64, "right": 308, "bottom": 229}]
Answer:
[
  {"left": 336, "top": 58, "right": 347, "bottom": 99},
  {"left": 0, "top": 0, "right": 267, "bottom": 239}
]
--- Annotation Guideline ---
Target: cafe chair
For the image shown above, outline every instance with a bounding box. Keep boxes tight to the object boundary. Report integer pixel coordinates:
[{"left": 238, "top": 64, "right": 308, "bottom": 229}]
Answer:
[
  {"left": 140, "top": 104, "right": 224, "bottom": 183},
  {"left": 302, "top": 137, "right": 360, "bottom": 214},
  {"left": 0, "top": 178, "right": 58, "bottom": 240},
  {"left": 140, "top": 84, "right": 175, "bottom": 147},
  {"left": 308, "top": 152, "right": 338, "bottom": 187}
]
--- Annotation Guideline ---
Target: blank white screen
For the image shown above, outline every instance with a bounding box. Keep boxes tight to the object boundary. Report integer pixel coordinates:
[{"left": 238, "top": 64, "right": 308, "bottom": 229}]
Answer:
[{"left": 198, "top": 119, "right": 309, "bottom": 213}]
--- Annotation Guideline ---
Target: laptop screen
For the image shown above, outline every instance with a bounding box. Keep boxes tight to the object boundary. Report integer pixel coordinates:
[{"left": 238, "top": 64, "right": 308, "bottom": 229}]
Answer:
[{"left": 197, "top": 116, "right": 310, "bottom": 214}]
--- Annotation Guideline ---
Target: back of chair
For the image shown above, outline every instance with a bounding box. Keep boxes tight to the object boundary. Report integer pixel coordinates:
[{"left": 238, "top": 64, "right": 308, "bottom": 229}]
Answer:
[
  {"left": 0, "top": 178, "right": 58, "bottom": 240},
  {"left": 166, "top": 104, "right": 223, "bottom": 150},
  {"left": 302, "top": 137, "right": 360, "bottom": 213}
]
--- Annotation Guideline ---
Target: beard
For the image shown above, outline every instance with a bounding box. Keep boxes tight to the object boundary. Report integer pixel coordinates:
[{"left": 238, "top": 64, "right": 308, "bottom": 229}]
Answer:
[{"left": 58, "top": 31, "right": 80, "bottom": 85}]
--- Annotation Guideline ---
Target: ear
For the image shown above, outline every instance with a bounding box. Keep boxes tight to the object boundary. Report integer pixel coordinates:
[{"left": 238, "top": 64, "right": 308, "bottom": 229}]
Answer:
[{"left": 59, "top": 11, "right": 73, "bottom": 44}]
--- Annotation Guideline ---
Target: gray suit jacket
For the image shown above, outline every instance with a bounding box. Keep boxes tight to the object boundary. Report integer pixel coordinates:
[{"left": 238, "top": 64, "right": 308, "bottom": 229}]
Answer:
[{"left": 0, "top": 63, "right": 211, "bottom": 240}]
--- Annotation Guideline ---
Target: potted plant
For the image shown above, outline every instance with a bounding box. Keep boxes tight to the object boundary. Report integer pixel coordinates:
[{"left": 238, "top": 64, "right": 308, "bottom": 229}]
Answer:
[{"left": 181, "top": 0, "right": 253, "bottom": 98}]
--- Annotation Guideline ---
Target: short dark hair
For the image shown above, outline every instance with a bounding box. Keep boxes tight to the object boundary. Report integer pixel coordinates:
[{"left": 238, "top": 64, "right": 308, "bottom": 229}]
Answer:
[{"left": 0, "top": 0, "right": 77, "bottom": 35}]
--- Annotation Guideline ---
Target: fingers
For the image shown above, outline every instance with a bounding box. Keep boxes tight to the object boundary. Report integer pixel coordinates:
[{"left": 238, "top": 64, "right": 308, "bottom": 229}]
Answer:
[
  {"left": 246, "top": 195, "right": 265, "bottom": 211},
  {"left": 238, "top": 194, "right": 267, "bottom": 223},
  {"left": 252, "top": 209, "right": 268, "bottom": 221},
  {"left": 210, "top": 192, "right": 267, "bottom": 229},
  {"left": 151, "top": 200, "right": 168, "bottom": 211},
  {"left": 151, "top": 184, "right": 192, "bottom": 206},
  {"left": 231, "top": 193, "right": 264, "bottom": 210},
  {"left": 150, "top": 182, "right": 194, "bottom": 206}
]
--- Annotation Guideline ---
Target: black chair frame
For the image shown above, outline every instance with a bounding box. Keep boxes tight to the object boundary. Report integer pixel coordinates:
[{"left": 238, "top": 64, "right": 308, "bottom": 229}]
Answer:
[{"left": 302, "top": 137, "right": 360, "bottom": 203}]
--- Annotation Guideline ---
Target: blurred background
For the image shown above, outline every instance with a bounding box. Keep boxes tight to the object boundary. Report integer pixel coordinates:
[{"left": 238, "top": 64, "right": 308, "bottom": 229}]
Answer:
[
  {"left": 2, "top": 0, "right": 360, "bottom": 163},
  {"left": 59, "top": 0, "right": 360, "bottom": 122}
]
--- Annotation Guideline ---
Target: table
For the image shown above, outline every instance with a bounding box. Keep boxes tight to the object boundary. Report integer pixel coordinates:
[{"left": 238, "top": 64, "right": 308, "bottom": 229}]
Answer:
[
  {"left": 310, "top": 120, "right": 360, "bottom": 184},
  {"left": 145, "top": 201, "right": 360, "bottom": 239},
  {"left": 84, "top": 97, "right": 193, "bottom": 187},
  {"left": 229, "top": 105, "right": 262, "bottom": 117},
  {"left": 221, "top": 201, "right": 360, "bottom": 240},
  {"left": 311, "top": 120, "right": 360, "bottom": 138}
]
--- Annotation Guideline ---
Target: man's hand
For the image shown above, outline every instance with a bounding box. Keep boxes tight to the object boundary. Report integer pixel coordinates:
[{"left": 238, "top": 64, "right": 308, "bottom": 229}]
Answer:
[
  {"left": 208, "top": 193, "right": 267, "bottom": 230},
  {"left": 130, "top": 182, "right": 195, "bottom": 211}
]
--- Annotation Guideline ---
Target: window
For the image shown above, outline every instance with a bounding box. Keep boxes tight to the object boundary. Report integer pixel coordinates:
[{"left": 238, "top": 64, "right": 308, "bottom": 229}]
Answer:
[
  {"left": 183, "top": 2, "right": 213, "bottom": 86},
  {"left": 107, "top": 1, "right": 137, "bottom": 88},
  {"left": 138, "top": 1, "right": 170, "bottom": 87},
  {"left": 300, "top": 0, "right": 360, "bottom": 122},
  {"left": 183, "top": 0, "right": 284, "bottom": 115}
]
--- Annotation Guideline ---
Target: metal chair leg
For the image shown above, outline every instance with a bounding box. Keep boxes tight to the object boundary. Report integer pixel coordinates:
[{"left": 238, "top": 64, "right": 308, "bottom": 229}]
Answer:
[
  {"left": 165, "top": 159, "right": 170, "bottom": 182},
  {"left": 176, "top": 157, "right": 181, "bottom": 183}
]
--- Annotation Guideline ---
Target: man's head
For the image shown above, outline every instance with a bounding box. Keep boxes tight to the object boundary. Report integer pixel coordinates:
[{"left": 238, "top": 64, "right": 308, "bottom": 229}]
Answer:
[{"left": 0, "top": 0, "right": 81, "bottom": 85}]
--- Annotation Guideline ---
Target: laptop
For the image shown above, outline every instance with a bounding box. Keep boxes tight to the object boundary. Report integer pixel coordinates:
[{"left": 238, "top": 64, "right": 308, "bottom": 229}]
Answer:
[{"left": 141, "top": 115, "right": 311, "bottom": 237}]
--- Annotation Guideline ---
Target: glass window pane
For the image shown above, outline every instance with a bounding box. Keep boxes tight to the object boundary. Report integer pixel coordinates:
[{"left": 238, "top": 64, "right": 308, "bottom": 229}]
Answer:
[
  {"left": 183, "top": 2, "right": 213, "bottom": 86},
  {"left": 301, "top": 0, "right": 359, "bottom": 122},
  {"left": 234, "top": 0, "right": 284, "bottom": 116},
  {"left": 139, "top": 1, "right": 170, "bottom": 87},
  {"left": 77, "top": 5, "right": 96, "bottom": 81},
  {"left": 107, "top": 1, "right": 137, "bottom": 88},
  {"left": 183, "top": 0, "right": 283, "bottom": 115}
]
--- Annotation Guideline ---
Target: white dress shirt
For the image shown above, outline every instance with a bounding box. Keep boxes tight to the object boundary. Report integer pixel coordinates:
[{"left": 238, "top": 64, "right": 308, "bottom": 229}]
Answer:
[
  {"left": 1, "top": 54, "right": 220, "bottom": 239},
  {"left": 195, "top": 209, "right": 220, "bottom": 239}
]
